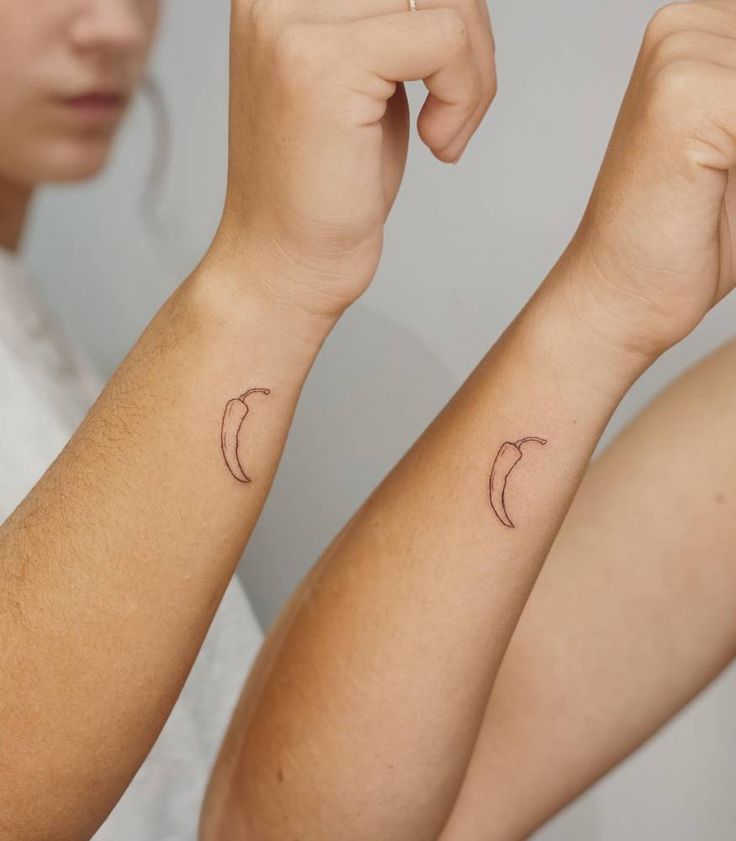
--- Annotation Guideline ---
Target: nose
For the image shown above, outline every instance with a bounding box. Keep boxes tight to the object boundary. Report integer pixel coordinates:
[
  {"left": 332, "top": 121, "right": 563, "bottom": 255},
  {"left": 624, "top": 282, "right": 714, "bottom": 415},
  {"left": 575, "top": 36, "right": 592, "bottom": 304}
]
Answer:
[{"left": 69, "top": 0, "right": 152, "bottom": 58}]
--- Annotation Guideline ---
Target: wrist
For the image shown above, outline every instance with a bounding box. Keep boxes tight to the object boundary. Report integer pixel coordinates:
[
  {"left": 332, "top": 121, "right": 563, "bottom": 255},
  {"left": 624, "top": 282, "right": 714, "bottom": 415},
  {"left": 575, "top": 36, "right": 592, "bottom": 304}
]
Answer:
[
  {"left": 209, "top": 213, "right": 375, "bottom": 326},
  {"left": 520, "top": 252, "right": 657, "bottom": 402},
  {"left": 177, "top": 251, "right": 337, "bottom": 392},
  {"left": 558, "top": 229, "right": 710, "bottom": 363},
  {"left": 190, "top": 235, "right": 341, "bottom": 358}
]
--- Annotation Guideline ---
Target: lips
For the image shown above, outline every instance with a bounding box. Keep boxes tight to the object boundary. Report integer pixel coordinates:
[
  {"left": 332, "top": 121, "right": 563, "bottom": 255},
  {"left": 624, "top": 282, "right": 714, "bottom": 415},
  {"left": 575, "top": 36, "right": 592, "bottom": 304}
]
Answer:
[
  {"left": 58, "top": 90, "right": 129, "bottom": 125},
  {"left": 65, "top": 91, "right": 126, "bottom": 109}
]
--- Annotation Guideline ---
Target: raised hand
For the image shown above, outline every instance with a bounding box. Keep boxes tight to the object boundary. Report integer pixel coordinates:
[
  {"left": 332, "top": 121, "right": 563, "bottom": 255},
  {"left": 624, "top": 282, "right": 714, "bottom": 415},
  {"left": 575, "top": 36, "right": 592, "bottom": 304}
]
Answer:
[
  {"left": 565, "top": 0, "right": 736, "bottom": 359},
  {"left": 214, "top": 0, "right": 496, "bottom": 320}
]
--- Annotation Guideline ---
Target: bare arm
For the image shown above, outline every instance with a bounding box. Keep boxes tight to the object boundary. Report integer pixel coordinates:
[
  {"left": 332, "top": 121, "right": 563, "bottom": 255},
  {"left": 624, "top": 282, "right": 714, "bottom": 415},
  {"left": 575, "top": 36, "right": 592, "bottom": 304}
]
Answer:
[
  {"left": 200, "top": 268, "right": 654, "bottom": 841},
  {"left": 0, "top": 0, "right": 492, "bottom": 836},
  {"left": 444, "top": 6, "right": 736, "bottom": 832},
  {"left": 440, "top": 334, "right": 736, "bottom": 841},
  {"left": 0, "top": 243, "right": 342, "bottom": 841},
  {"left": 202, "top": 3, "right": 736, "bottom": 839}
]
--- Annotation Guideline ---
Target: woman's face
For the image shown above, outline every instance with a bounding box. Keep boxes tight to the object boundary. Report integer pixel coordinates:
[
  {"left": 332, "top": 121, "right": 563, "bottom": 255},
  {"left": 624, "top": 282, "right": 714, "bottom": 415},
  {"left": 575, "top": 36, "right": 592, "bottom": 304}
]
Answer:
[{"left": 0, "top": 0, "right": 161, "bottom": 187}]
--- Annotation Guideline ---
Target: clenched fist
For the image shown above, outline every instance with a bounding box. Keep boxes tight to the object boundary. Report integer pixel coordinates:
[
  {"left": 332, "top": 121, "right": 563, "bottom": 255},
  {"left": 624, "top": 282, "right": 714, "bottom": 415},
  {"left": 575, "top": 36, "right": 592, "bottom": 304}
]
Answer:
[
  {"left": 214, "top": 0, "right": 496, "bottom": 321},
  {"left": 566, "top": 1, "right": 736, "bottom": 359}
]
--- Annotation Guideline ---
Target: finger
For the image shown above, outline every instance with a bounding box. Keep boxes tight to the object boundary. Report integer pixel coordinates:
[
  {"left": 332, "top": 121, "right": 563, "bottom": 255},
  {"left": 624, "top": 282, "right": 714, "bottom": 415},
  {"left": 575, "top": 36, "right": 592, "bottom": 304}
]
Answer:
[
  {"left": 478, "top": 0, "right": 494, "bottom": 52},
  {"left": 322, "top": 0, "right": 496, "bottom": 160},
  {"left": 347, "top": 8, "right": 484, "bottom": 159},
  {"left": 648, "top": 29, "right": 736, "bottom": 72},
  {"left": 644, "top": 1, "right": 736, "bottom": 45},
  {"left": 692, "top": 0, "right": 736, "bottom": 11},
  {"left": 419, "top": 0, "right": 496, "bottom": 161},
  {"left": 432, "top": 11, "right": 495, "bottom": 161},
  {"left": 451, "top": 1, "right": 496, "bottom": 161},
  {"left": 319, "top": 0, "right": 494, "bottom": 81}
]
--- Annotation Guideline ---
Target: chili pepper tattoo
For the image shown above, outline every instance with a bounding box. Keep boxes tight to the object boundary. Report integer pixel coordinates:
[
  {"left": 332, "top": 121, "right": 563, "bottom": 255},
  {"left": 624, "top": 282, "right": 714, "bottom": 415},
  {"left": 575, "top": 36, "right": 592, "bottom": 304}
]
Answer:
[
  {"left": 220, "top": 387, "right": 271, "bottom": 483},
  {"left": 489, "top": 436, "right": 547, "bottom": 528}
]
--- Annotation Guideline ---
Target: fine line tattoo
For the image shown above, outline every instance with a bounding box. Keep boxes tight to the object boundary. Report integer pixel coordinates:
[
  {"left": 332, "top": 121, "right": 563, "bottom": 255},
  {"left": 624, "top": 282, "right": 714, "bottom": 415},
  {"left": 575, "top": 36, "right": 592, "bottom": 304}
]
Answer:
[
  {"left": 220, "top": 387, "right": 271, "bottom": 483},
  {"left": 489, "top": 436, "right": 547, "bottom": 528}
]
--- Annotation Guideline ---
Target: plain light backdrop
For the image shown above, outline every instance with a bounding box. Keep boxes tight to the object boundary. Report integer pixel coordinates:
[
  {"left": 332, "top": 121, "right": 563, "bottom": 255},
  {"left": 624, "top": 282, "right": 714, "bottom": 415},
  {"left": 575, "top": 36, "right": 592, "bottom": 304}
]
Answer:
[{"left": 25, "top": 1, "right": 736, "bottom": 838}]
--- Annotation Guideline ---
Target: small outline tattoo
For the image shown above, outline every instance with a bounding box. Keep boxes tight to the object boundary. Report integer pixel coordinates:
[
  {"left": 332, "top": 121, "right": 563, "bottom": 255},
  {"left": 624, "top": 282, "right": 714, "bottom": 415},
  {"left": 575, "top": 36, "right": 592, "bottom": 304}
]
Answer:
[
  {"left": 220, "top": 387, "right": 271, "bottom": 483},
  {"left": 489, "top": 436, "right": 547, "bottom": 528}
]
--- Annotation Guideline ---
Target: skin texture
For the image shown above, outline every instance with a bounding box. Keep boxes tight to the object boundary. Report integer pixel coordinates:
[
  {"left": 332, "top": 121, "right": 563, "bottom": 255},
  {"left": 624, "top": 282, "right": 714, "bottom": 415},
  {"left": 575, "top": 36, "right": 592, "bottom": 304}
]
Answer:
[
  {"left": 219, "top": 0, "right": 496, "bottom": 318},
  {"left": 566, "top": 0, "right": 736, "bottom": 355},
  {"left": 6, "top": 1, "right": 736, "bottom": 839},
  {"left": 440, "top": 5, "right": 736, "bottom": 835},
  {"left": 201, "top": 3, "right": 736, "bottom": 840},
  {"left": 0, "top": 0, "right": 494, "bottom": 838},
  {"left": 440, "top": 336, "right": 736, "bottom": 841}
]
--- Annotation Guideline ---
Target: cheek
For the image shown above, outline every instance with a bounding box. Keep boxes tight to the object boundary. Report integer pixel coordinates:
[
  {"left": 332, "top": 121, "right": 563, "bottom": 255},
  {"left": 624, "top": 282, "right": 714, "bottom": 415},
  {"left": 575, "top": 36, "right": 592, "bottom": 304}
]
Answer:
[
  {"left": 0, "top": 98, "right": 116, "bottom": 186},
  {"left": 27, "top": 136, "right": 112, "bottom": 184},
  {"left": 134, "top": 1, "right": 163, "bottom": 80}
]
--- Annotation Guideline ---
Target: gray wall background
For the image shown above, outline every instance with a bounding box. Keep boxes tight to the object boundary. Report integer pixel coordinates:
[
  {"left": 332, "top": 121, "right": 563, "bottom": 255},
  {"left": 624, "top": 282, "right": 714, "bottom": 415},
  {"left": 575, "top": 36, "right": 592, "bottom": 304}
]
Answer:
[{"left": 25, "top": 0, "right": 736, "bottom": 838}]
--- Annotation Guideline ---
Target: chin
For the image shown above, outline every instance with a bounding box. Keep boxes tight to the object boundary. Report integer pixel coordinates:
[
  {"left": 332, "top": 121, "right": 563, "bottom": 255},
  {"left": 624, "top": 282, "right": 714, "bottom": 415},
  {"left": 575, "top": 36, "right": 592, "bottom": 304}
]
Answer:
[
  {"left": 2, "top": 133, "right": 117, "bottom": 188},
  {"left": 40, "top": 134, "right": 116, "bottom": 183}
]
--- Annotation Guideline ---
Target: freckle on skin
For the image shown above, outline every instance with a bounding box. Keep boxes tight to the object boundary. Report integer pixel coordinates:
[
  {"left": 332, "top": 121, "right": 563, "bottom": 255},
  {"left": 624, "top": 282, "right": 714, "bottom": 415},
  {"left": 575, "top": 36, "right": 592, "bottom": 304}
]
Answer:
[
  {"left": 277, "top": 767, "right": 284, "bottom": 782},
  {"left": 716, "top": 493, "right": 726, "bottom": 504}
]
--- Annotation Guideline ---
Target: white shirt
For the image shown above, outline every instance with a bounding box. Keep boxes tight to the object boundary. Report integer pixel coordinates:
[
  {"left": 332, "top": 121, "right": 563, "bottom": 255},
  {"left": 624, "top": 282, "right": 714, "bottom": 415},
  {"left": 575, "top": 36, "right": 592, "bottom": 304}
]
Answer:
[{"left": 0, "top": 247, "right": 263, "bottom": 840}]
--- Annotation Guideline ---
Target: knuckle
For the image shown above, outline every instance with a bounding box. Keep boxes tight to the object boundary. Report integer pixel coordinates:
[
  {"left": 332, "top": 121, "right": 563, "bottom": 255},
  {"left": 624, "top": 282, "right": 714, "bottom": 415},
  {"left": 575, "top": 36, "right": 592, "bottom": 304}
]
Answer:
[
  {"left": 484, "top": 61, "right": 498, "bottom": 102},
  {"left": 649, "top": 57, "right": 704, "bottom": 113},
  {"left": 472, "top": 67, "right": 484, "bottom": 103},
  {"left": 463, "top": 74, "right": 483, "bottom": 112},
  {"left": 648, "top": 29, "right": 697, "bottom": 73},
  {"left": 477, "top": 41, "right": 498, "bottom": 100},
  {"left": 484, "top": 73, "right": 498, "bottom": 107},
  {"left": 644, "top": 3, "right": 693, "bottom": 48}
]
